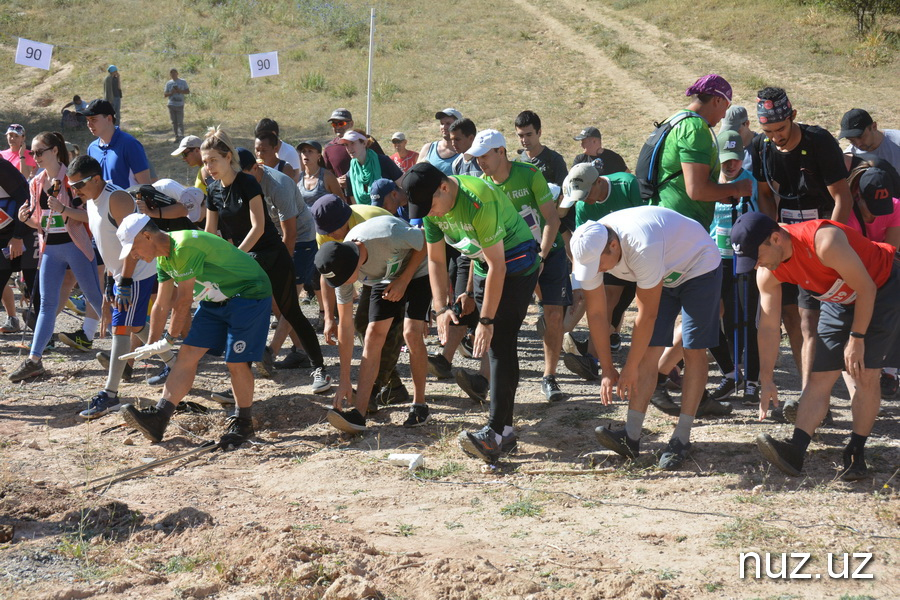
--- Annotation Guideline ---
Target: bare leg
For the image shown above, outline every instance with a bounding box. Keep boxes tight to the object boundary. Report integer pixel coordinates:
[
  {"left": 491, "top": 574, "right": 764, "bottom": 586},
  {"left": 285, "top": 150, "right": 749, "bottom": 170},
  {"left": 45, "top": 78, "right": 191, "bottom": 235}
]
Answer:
[
  {"left": 781, "top": 304, "right": 804, "bottom": 377},
  {"left": 799, "top": 307, "right": 820, "bottom": 388},
  {"left": 795, "top": 369, "right": 842, "bottom": 436},
  {"left": 227, "top": 361, "right": 255, "bottom": 408},
  {"left": 542, "top": 304, "right": 564, "bottom": 377},
  {"left": 563, "top": 289, "right": 585, "bottom": 333},
  {"left": 404, "top": 318, "right": 428, "bottom": 405},
  {"left": 161, "top": 344, "right": 208, "bottom": 406},
  {"left": 679, "top": 348, "right": 709, "bottom": 416}
]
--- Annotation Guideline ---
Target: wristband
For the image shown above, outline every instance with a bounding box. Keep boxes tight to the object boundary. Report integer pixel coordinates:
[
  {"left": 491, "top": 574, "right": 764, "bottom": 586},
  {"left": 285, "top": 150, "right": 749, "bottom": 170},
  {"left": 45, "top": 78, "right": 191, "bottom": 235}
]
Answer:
[
  {"left": 849, "top": 331, "right": 866, "bottom": 339},
  {"left": 119, "top": 277, "right": 134, "bottom": 286},
  {"left": 464, "top": 290, "right": 474, "bottom": 297},
  {"left": 163, "top": 331, "right": 177, "bottom": 343},
  {"left": 434, "top": 305, "right": 452, "bottom": 317}
]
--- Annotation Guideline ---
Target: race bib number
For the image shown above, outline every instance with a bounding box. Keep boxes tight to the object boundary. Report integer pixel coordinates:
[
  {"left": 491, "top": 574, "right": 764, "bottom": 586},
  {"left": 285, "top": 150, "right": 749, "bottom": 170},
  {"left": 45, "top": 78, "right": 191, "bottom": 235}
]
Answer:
[
  {"left": 780, "top": 208, "right": 818, "bottom": 224},
  {"left": 447, "top": 235, "right": 484, "bottom": 261},
  {"left": 518, "top": 206, "right": 543, "bottom": 243},
  {"left": 40, "top": 209, "right": 66, "bottom": 234},
  {"left": 714, "top": 225, "right": 733, "bottom": 257},
  {"left": 811, "top": 279, "right": 857, "bottom": 305}
]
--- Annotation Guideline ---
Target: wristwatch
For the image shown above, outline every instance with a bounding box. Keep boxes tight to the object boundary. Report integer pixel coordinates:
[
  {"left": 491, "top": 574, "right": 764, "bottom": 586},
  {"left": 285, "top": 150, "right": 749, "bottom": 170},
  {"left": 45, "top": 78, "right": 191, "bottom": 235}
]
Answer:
[
  {"left": 479, "top": 317, "right": 495, "bottom": 326},
  {"left": 162, "top": 331, "right": 177, "bottom": 344}
]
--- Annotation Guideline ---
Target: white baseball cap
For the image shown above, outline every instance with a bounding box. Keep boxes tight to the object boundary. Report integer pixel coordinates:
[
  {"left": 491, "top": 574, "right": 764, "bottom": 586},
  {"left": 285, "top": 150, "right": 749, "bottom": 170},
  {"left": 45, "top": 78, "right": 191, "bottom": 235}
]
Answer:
[
  {"left": 117, "top": 213, "right": 152, "bottom": 260},
  {"left": 560, "top": 163, "right": 600, "bottom": 208},
  {"left": 170, "top": 135, "right": 202, "bottom": 156},
  {"left": 435, "top": 108, "right": 462, "bottom": 121},
  {"left": 338, "top": 130, "right": 368, "bottom": 144},
  {"left": 466, "top": 129, "right": 506, "bottom": 158},
  {"left": 570, "top": 221, "right": 608, "bottom": 290},
  {"left": 390, "top": 131, "right": 406, "bottom": 142}
]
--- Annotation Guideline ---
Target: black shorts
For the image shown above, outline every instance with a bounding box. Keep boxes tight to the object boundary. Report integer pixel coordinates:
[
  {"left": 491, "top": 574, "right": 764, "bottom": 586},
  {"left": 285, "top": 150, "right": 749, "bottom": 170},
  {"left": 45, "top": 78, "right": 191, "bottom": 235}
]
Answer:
[
  {"left": 404, "top": 275, "right": 432, "bottom": 321},
  {"left": 452, "top": 255, "right": 479, "bottom": 328},
  {"left": 812, "top": 264, "right": 900, "bottom": 372},
  {"left": 603, "top": 272, "right": 632, "bottom": 286},
  {"left": 782, "top": 283, "right": 820, "bottom": 310},
  {"left": 367, "top": 275, "right": 432, "bottom": 323}
]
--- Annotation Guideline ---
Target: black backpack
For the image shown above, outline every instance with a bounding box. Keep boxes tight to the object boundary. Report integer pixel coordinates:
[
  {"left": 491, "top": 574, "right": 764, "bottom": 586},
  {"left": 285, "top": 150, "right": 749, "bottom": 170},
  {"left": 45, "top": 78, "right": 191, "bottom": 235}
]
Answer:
[{"left": 635, "top": 111, "right": 703, "bottom": 202}]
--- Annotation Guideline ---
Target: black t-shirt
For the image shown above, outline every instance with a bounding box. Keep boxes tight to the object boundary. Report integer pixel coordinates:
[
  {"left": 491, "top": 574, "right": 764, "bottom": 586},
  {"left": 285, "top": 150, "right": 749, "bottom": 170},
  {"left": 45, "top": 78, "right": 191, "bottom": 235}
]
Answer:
[
  {"left": 206, "top": 171, "right": 282, "bottom": 253},
  {"left": 516, "top": 146, "right": 569, "bottom": 186},
  {"left": 750, "top": 124, "right": 849, "bottom": 221},
  {"left": 572, "top": 148, "right": 629, "bottom": 175}
]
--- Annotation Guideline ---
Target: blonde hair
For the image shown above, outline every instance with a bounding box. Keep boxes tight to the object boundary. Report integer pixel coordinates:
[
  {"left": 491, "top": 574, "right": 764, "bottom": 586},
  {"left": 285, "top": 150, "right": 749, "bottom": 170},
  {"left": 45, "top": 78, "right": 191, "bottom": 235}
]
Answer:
[{"left": 201, "top": 126, "right": 240, "bottom": 173}]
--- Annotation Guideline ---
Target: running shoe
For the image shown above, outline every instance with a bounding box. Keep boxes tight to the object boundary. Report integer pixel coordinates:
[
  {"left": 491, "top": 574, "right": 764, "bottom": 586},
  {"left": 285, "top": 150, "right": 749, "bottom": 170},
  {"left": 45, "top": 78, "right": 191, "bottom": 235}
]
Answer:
[
  {"left": 563, "top": 352, "right": 598, "bottom": 381},
  {"left": 658, "top": 437, "right": 692, "bottom": 470},
  {"left": 311, "top": 367, "right": 332, "bottom": 394},
  {"left": 95, "top": 351, "right": 133, "bottom": 381},
  {"left": 562, "top": 332, "right": 588, "bottom": 357},
  {"left": 455, "top": 369, "right": 488, "bottom": 404},
  {"left": 219, "top": 416, "right": 254, "bottom": 449},
  {"left": 756, "top": 433, "right": 804, "bottom": 477},
  {"left": 58, "top": 329, "right": 92, "bottom": 352},
  {"left": 427, "top": 353, "right": 453, "bottom": 380},
  {"left": 541, "top": 375, "right": 566, "bottom": 402},
  {"left": 327, "top": 408, "right": 367, "bottom": 433},
  {"left": 8, "top": 358, "right": 44, "bottom": 382},
  {"left": 121, "top": 404, "right": 169, "bottom": 443},
  {"left": 402, "top": 404, "right": 431, "bottom": 428},
  {"left": 0, "top": 316, "right": 22, "bottom": 334},
  {"left": 458, "top": 426, "right": 501, "bottom": 464},
  {"left": 79, "top": 390, "right": 120, "bottom": 420},
  {"left": 147, "top": 364, "right": 171, "bottom": 387},
  {"left": 594, "top": 426, "right": 639, "bottom": 459}
]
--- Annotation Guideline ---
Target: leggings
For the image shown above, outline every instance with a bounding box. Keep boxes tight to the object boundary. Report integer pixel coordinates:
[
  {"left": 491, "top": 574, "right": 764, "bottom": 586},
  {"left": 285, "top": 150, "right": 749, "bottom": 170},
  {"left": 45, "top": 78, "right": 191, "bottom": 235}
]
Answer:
[
  {"left": 31, "top": 242, "right": 104, "bottom": 357},
  {"left": 474, "top": 267, "right": 540, "bottom": 435},
  {"left": 255, "top": 246, "right": 324, "bottom": 368},
  {"left": 709, "top": 258, "right": 760, "bottom": 381}
]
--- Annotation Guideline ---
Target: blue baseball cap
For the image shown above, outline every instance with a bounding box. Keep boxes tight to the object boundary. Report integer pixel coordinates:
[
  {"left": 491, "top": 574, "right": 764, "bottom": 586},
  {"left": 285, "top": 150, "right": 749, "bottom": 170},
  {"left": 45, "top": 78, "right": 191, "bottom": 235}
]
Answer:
[
  {"left": 369, "top": 178, "right": 397, "bottom": 207},
  {"left": 730, "top": 212, "right": 781, "bottom": 274}
]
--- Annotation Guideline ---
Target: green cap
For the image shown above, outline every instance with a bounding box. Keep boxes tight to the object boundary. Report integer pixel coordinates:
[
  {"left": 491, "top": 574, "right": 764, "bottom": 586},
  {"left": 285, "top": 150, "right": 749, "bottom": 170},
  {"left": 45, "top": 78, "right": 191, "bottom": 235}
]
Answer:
[{"left": 717, "top": 129, "right": 743, "bottom": 163}]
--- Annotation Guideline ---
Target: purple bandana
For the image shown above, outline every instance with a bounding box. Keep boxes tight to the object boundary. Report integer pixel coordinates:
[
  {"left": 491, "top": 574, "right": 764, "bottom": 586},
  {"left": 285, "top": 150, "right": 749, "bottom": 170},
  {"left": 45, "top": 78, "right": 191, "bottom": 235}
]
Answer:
[
  {"left": 757, "top": 91, "right": 793, "bottom": 124},
  {"left": 685, "top": 74, "right": 732, "bottom": 102}
]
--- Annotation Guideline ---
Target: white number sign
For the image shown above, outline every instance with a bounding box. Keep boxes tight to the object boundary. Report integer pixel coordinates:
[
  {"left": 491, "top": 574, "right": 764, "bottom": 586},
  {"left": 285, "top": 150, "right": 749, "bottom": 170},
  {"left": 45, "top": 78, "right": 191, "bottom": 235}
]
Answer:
[
  {"left": 15, "top": 38, "right": 53, "bottom": 70},
  {"left": 249, "top": 51, "right": 279, "bottom": 78}
]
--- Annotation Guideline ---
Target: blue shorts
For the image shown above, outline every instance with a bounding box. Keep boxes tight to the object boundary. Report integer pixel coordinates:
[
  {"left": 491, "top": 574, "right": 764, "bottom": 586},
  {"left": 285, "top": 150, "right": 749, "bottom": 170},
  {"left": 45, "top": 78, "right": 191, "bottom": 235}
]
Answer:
[
  {"left": 293, "top": 239, "right": 317, "bottom": 286},
  {"left": 111, "top": 274, "right": 154, "bottom": 328},
  {"left": 538, "top": 247, "right": 572, "bottom": 306},
  {"left": 183, "top": 296, "right": 271, "bottom": 363},
  {"left": 650, "top": 265, "right": 722, "bottom": 350}
]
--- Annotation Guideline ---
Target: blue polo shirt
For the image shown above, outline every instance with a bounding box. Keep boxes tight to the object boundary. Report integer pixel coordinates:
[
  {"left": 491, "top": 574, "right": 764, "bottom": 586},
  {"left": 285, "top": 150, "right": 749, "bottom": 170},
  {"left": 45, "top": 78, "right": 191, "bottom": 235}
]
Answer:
[{"left": 87, "top": 127, "right": 150, "bottom": 189}]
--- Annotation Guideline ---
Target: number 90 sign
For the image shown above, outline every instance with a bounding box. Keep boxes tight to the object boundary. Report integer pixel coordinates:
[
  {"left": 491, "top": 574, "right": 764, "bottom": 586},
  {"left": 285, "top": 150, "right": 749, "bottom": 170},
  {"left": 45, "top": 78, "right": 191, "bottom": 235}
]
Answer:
[
  {"left": 249, "top": 51, "right": 279, "bottom": 78},
  {"left": 16, "top": 38, "right": 53, "bottom": 71}
]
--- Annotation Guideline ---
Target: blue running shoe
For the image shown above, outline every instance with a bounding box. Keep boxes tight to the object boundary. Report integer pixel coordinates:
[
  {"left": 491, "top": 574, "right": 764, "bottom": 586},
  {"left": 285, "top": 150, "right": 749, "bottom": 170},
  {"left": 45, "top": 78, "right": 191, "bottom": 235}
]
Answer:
[
  {"left": 79, "top": 390, "right": 120, "bottom": 420},
  {"left": 147, "top": 364, "right": 171, "bottom": 386}
]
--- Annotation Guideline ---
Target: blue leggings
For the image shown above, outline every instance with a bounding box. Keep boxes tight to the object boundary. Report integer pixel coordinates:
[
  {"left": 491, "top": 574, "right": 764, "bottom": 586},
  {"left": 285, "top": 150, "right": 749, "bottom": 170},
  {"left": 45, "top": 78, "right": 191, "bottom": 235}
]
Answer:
[{"left": 31, "top": 243, "right": 104, "bottom": 357}]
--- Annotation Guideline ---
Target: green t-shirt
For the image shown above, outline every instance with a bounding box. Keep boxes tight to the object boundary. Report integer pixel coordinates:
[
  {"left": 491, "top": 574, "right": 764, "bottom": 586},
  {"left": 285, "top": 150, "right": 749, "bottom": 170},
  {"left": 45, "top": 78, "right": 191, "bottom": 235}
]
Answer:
[
  {"left": 656, "top": 111, "right": 720, "bottom": 229},
  {"left": 575, "top": 172, "right": 644, "bottom": 228},
  {"left": 157, "top": 230, "right": 272, "bottom": 301},
  {"left": 483, "top": 161, "right": 562, "bottom": 251},
  {"left": 423, "top": 175, "right": 537, "bottom": 277}
]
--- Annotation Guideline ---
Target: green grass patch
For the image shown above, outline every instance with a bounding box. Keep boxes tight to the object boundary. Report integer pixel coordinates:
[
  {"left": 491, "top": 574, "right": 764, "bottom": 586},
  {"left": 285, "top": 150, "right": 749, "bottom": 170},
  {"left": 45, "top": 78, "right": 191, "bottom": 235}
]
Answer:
[
  {"left": 417, "top": 461, "right": 464, "bottom": 480},
  {"left": 501, "top": 497, "right": 544, "bottom": 518},
  {"left": 299, "top": 71, "right": 328, "bottom": 93}
]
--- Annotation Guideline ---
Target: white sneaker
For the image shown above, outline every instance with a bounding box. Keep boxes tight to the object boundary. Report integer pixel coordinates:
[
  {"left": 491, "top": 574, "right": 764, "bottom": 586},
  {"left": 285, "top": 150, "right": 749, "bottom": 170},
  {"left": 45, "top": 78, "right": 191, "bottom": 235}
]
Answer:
[{"left": 311, "top": 367, "right": 332, "bottom": 394}]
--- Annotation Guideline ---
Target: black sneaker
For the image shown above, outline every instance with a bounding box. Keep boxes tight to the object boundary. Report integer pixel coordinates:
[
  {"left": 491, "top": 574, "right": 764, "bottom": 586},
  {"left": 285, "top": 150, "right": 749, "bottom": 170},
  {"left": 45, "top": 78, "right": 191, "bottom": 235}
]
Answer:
[
  {"left": 756, "top": 433, "right": 804, "bottom": 477},
  {"left": 610, "top": 333, "right": 621, "bottom": 352},
  {"left": 375, "top": 383, "right": 411, "bottom": 407},
  {"left": 458, "top": 426, "right": 501, "bottom": 464},
  {"left": 541, "top": 375, "right": 566, "bottom": 402},
  {"left": 841, "top": 448, "right": 869, "bottom": 482},
  {"left": 275, "top": 348, "right": 311, "bottom": 369},
  {"left": 743, "top": 381, "right": 760, "bottom": 405},
  {"left": 594, "top": 426, "right": 639, "bottom": 459},
  {"left": 58, "top": 329, "right": 92, "bottom": 352},
  {"left": 563, "top": 352, "right": 598, "bottom": 381},
  {"left": 327, "top": 408, "right": 367, "bottom": 434},
  {"left": 455, "top": 369, "right": 488, "bottom": 403},
  {"left": 710, "top": 377, "right": 738, "bottom": 400},
  {"left": 402, "top": 404, "right": 431, "bottom": 428},
  {"left": 658, "top": 437, "right": 692, "bottom": 470},
  {"left": 219, "top": 415, "right": 254, "bottom": 449},
  {"left": 211, "top": 389, "right": 235, "bottom": 405},
  {"left": 121, "top": 404, "right": 170, "bottom": 443},
  {"left": 881, "top": 371, "right": 899, "bottom": 399},
  {"left": 8, "top": 358, "right": 45, "bottom": 382},
  {"left": 562, "top": 332, "right": 589, "bottom": 357},
  {"left": 500, "top": 431, "right": 518, "bottom": 455},
  {"left": 649, "top": 384, "right": 680, "bottom": 416},
  {"left": 782, "top": 399, "right": 799, "bottom": 423},
  {"left": 255, "top": 346, "right": 275, "bottom": 378},
  {"left": 696, "top": 391, "right": 733, "bottom": 417},
  {"left": 427, "top": 353, "right": 453, "bottom": 380},
  {"left": 96, "top": 351, "right": 133, "bottom": 381}
]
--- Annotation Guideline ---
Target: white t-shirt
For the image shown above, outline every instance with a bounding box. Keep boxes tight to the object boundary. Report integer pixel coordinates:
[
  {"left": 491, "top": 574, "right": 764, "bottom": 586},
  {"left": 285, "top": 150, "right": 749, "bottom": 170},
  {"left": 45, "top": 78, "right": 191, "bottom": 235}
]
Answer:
[
  {"left": 276, "top": 141, "right": 301, "bottom": 171},
  {"left": 152, "top": 178, "right": 204, "bottom": 222},
  {"left": 87, "top": 182, "right": 157, "bottom": 281},
  {"left": 845, "top": 129, "right": 900, "bottom": 173},
  {"left": 581, "top": 205, "right": 721, "bottom": 291}
]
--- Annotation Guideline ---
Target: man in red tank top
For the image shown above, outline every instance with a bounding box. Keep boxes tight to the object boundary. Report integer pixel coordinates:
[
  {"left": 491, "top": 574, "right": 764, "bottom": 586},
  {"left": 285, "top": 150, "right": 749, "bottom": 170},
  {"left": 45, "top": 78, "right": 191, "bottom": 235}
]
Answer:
[{"left": 731, "top": 212, "right": 900, "bottom": 481}]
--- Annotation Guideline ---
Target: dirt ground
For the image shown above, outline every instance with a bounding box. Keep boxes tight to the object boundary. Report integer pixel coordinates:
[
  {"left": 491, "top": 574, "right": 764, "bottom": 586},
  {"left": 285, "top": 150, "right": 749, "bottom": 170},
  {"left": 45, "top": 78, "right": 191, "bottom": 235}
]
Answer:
[{"left": 0, "top": 299, "right": 897, "bottom": 600}]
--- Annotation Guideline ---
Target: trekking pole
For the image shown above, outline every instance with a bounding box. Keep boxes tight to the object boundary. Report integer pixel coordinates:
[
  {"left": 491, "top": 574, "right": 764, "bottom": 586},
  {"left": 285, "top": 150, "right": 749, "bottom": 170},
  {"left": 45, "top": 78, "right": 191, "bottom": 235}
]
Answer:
[
  {"left": 739, "top": 196, "right": 751, "bottom": 394},
  {"left": 731, "top": 199, "right": 740, "bottom": 388},
  {"left": 79, "top": 440, "right": 219, "bottom": 491}
]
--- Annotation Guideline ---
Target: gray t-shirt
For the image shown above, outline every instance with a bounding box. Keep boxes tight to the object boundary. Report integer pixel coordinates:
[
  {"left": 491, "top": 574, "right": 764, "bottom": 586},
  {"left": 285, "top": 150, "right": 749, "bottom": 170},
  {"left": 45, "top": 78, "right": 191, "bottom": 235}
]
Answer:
[
  {"left": 846, "top": 129, "right": 900, "bottom": 174},
  {"left": 335, "top": 216, "right": 428, "bottom": 304},
  {"left": 259, "top": 166, "right": 314, "bottom": 243},
  {"left": 165, "top": 78, "right": 189, "bottom": 106}
]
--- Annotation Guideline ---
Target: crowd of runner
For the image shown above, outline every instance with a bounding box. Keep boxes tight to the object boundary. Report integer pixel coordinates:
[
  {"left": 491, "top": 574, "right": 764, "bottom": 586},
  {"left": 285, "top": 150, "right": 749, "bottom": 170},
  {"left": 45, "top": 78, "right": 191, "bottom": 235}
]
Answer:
[{"left": 1, "top": 72, "right": 898, "bottom": 480}]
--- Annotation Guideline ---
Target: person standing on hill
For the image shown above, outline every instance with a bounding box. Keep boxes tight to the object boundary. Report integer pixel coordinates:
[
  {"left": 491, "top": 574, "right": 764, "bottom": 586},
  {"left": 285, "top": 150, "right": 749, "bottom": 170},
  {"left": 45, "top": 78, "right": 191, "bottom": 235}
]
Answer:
[
  {"left": 163, "top": 69, "right": 190, "bottom": 142},
  {"left": 84, "top": 100, "right": 152, "bottom": 188},
  {"left": 104, "top": 66, "right": 122, "bottom": 124}
]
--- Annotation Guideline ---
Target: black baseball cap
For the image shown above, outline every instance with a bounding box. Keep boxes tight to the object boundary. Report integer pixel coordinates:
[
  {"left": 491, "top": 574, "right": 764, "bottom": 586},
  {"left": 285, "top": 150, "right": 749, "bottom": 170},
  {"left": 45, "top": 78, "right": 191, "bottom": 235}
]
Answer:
[
  {"left": 730, "top": 212, "right": 781, "bottom": 274},
  {"left": 236, "top": 147, "right": 257, "bottom": 171},
  {"left": 859, "top": 167, "right": 897, "bottom": 216},
  {"left": 314, "top": 241, "right": 360, "bottom": 287},
  {"left": 296, "top": 140, "right": 322, "bottom": 153},
  {"left": 82, "top": 99, "right": 116, "bottom": 117},
  {"left": 311, "top": 194, "right": 352, "bottom": 235},
  {"left": 573, "top": 126, "right": 601, "bottom": 141},
  {"left": 839, "top": 108, "right": 874, "bottom": 139},
  {"left": 402, "top": 162, "right": 444, "bottom": 220}
]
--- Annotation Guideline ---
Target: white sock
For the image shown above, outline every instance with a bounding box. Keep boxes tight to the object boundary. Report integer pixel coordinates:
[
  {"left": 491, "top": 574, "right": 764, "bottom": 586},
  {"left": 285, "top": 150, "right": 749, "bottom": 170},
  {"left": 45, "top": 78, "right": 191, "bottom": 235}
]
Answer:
[
  {"left": 502, "top": 425, "right": 514, "bottom": 437},
  {"left": 625, "top": 409, "right": 645, "bottom": 441},
  {"left": 82, "top": 317, "right": 99, "bottom": 340},
  {"left": 673, "top": 413, "right": 695, "bottom": 445}
]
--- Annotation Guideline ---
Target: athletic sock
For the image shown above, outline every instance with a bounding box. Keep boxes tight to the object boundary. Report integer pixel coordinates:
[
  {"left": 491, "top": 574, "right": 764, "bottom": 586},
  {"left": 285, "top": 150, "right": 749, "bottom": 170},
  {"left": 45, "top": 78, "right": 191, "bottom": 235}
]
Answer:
[
  {"left": 237, "top": 405, "right": 253, "bottom": 420},
  {"left": 156, "top": 399, "right": 176, "bottom": 418},
  {"left": 625, "top": 409, "right": 645, "bottom": 442},
  {"left": 82, "top": 317, "right": 99, "bottom": 340},
  {"left": 502, "top": 425, "right": 515, "bottom": 437},
  {"left": 104, "top": 333, "right": 131, "bottom": 394},
  {"left": 845, "top": 432, "right": 867, "bottom": 455},
  {"left": 104, "top": 389, "right": 118, "bottom": 399},
  {"left": 884, "top": 367, "right": 897, "bottom": 376},
  {"left": 672, "top": 413, "right": 695, "bottom": 445},
  {"left": 790, "top": 428, "right": 812, "bottom": 453}
]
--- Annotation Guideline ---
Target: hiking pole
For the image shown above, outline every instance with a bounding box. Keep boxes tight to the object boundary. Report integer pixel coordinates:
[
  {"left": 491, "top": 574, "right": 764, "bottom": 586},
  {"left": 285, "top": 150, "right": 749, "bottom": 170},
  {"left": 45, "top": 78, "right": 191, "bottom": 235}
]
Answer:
[
  {"left": 739, "top": 196, "right": 751, "bottom": 394},
  {"left": 731, "top": 198, "right": 740, "bottom": 388},
  {"left": 79, "top": 440, "right": 218, "bottom": 491}
]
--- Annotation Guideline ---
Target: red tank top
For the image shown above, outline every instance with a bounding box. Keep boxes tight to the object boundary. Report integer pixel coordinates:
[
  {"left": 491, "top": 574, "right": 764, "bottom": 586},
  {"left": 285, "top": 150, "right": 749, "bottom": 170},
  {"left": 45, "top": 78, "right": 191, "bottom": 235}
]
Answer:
[{"left": 773, "top": 220, "right": 895, "bottom": 305}]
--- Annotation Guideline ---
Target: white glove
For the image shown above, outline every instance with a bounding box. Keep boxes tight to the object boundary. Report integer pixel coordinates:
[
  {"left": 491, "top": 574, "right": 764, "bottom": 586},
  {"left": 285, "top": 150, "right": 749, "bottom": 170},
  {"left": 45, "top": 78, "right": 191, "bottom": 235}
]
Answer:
[{"left": 119, "top": 337, "right": 175, "bottom": 361}]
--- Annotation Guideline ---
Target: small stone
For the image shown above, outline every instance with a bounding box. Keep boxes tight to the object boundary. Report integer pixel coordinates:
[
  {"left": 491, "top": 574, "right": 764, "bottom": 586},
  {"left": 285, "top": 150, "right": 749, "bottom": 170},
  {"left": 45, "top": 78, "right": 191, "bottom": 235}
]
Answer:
[
  {"left": 0, "top": 524, "right": 14, "bottom": 543},
  {"left": 22, "top": 439, "right": 40, "bottom": 450},
  {"left": 123, "top": 438, "right": 134, "bottom": 446},
  {"left": 751, "top": 484, "right": 765, "bottom": 495}
]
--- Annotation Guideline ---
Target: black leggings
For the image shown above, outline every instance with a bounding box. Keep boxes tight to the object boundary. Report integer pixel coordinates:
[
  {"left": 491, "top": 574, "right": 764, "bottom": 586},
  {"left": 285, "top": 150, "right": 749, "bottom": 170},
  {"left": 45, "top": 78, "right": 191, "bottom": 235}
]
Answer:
[
  {"left": 710, "top": 258, "right": 760, "bottom": 381},
  {"left": 474, "top": 267, "right": 540, "bottom": 435},
  {"left": 255, "top": 246, "right": 324, "bottom": 368}
]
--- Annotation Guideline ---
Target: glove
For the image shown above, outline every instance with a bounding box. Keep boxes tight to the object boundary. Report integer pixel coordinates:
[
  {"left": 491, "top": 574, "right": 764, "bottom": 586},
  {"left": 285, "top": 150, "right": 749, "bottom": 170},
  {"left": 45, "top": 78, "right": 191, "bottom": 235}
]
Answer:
[
  {"left": 119, "top": 337, "right": 175, "bottom": 361},
  {"left": 115, "top": 277, "right": 133, "bottom": 312},
  {"left": 104, "top": 273, "right": 115, "bottom": 303}
]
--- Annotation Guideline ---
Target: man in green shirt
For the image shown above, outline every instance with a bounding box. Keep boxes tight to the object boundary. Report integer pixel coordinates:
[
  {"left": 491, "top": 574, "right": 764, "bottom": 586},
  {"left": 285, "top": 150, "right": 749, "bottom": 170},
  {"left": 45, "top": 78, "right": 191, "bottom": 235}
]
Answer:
[
  {"left": 468, "top": 129, "right": 569, "bottom": 403},
  {"left": 654, "top": 74, "right": 752, "bottom": 229},
  {"left": 113, "top": 214, "right": 273, "bottom": 448},
  {"left": 404, "top": 163, "right": 539, "bottom": 464}
]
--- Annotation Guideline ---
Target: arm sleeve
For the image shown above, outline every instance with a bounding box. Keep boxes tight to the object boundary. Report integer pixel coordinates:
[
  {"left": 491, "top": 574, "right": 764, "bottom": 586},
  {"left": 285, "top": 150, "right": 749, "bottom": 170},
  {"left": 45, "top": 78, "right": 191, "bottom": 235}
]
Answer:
[{"left": 396, "top": 223, "right": 425, "bottom": 251}]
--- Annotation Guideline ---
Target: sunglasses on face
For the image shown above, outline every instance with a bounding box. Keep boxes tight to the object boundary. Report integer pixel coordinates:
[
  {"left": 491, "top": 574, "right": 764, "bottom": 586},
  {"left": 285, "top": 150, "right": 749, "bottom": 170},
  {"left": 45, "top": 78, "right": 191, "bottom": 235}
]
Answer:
[
  {"left": 31, "top": 147, "right": 52, "bottom": 158},
  {"left": 331, "top": 120, "right": 348, "bottom": 128},
  {"left": 181, "top": 148, "right": 195, "bottom": 158},
  {"left": 69, "top": 174, "right": 96, "bottom": 189}
]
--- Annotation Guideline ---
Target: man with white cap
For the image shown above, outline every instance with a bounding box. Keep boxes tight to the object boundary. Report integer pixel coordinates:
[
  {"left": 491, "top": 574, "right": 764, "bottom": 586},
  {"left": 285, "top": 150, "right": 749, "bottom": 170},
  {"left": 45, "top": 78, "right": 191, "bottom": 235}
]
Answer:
[
  {"left": 170, "top": 135, "right": 208, "bottom": 194},
  {"left": 468, "top": 129, "right": 568, "bottom": 402},
  {"left": 115, "top": 213, "right": 273, "bottom": 448},
  {"left": 416, "top": 108, "right": 462, "bottom": 176},
  {"left": 570, "top": 205, "right": 724, "bottom": 470},
  {"left": 389, "top": 132, "right": 418, "bottom": 173}
]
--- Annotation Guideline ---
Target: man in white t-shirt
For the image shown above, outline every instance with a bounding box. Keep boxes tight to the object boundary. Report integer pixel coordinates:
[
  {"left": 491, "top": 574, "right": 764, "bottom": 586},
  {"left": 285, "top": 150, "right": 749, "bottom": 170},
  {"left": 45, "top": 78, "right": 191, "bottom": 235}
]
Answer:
[{"left": 571, "top": 205, "right": 726, "bottom": 470}]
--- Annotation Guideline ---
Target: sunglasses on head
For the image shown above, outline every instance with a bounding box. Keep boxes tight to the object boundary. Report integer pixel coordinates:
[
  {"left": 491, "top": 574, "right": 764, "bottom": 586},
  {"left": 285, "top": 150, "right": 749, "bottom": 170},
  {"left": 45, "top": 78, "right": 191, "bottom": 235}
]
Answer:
[
  {"left": 331, "top": 120, "right": 348, "bottom": 128},
  {"left": 69, "top": 174, "right": 96, "bottom": 189}
]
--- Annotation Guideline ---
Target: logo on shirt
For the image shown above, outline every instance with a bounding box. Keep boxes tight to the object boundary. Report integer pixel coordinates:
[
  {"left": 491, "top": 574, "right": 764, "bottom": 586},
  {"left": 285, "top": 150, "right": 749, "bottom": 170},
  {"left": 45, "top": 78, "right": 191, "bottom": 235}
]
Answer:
[{"left": 233, "top": 340, "right": 247, "bottom": 354}]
